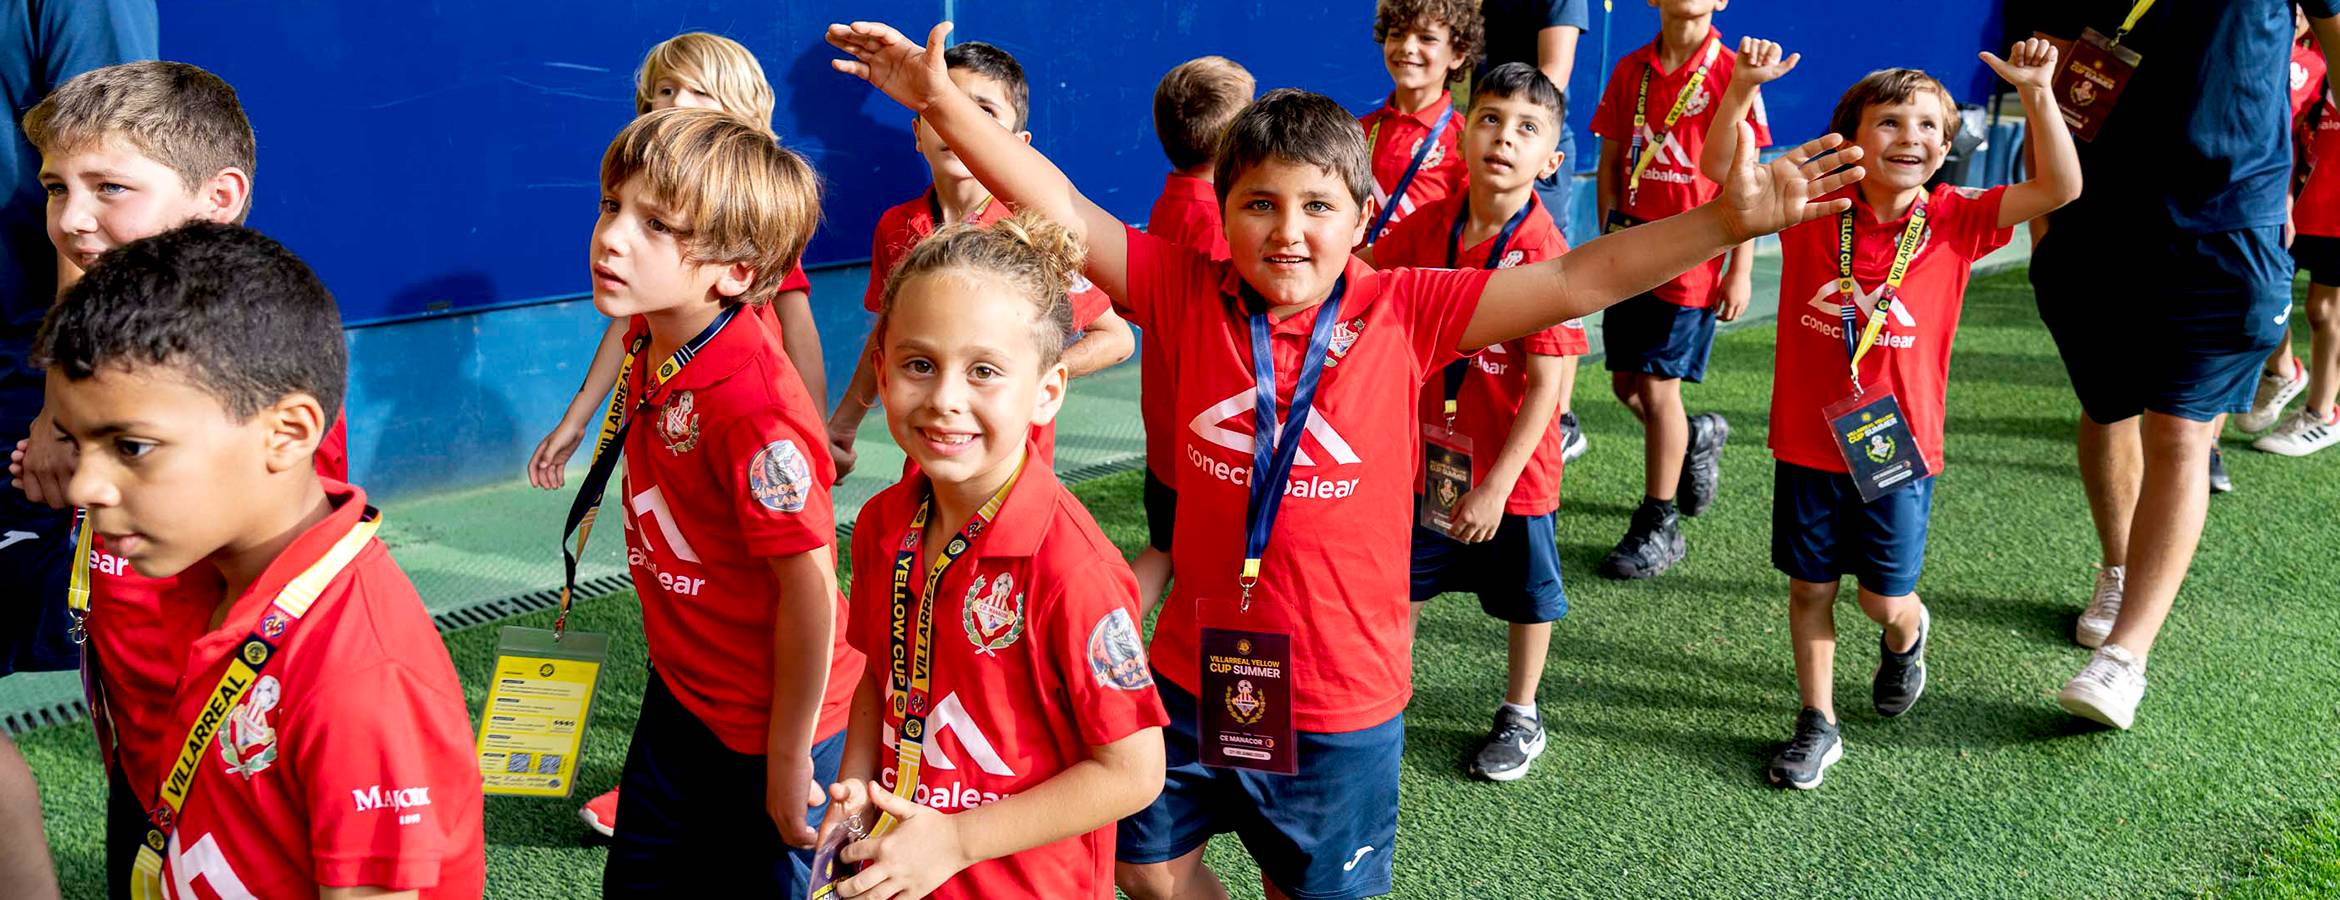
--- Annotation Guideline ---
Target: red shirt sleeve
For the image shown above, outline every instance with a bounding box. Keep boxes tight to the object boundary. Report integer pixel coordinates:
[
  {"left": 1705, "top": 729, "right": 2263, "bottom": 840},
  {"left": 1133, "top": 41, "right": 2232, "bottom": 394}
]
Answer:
[
  {"left": 1040, "top": 552, "right": 1168, "bottom": 747},
  {"left": 1943, "top": 185, "right": 2014, "bottom": 261},
  {"left": 291, "top": 661, "right": 480, "bottom": 890},
  {"left": 778, "top": 264, "right": 811, "bottom": 296},
  {"left": 1120, "top": 225, "right": 1215, "bottom": 335},
  {"left": 1068, "top": 275, "right": 1114, "bottom": 330},
  {"left": 710, "top": 410, "right": 835, "bottom": 559},
  {"left": 1588, "top": 56, "right": 1636, "bottom": 142},
  {"left": 1386, "top": 267, "right": 1495, "bottom": 376}
]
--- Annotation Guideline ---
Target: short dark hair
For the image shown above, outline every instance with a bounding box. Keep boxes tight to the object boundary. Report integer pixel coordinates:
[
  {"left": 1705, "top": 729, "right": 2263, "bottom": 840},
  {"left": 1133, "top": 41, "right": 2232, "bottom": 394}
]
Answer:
[
  {"left": 944, "top": 41, "right": 1031, "bottom": 131},
  {"left": 1154, "top": 56, "right": 1256, "bottom": 171},
  {"left": 1214, "top": 89, "right": 1373, "bottom": 210},
  {"left": 37, "top": 222, "right": 345, "bottom": 421},
  {"left": 1470, "top": 62, "right": 1565, "bottom": 129}
]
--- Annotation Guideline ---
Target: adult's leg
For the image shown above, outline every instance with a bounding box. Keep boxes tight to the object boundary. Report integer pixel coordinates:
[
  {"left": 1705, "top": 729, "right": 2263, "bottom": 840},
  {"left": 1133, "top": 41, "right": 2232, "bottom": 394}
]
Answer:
[
  {"left": 2077, "top": 415, "right": 2141, "bottom": 568},
  {"left": 2102, "top": 412, "right": 2219, "bottom": 659},
  {"left": 1118, "top": 847, "right": 1229, "bottom": 900}
]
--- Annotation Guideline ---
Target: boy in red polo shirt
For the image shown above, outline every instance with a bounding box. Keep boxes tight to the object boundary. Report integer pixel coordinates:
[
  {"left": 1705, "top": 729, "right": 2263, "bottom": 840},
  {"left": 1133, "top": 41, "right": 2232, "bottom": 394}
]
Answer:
[
  {"left": 2248, "top": 16, "right": 2340, "bottom": 457},
  {"left": 41, "top": 222, "right": 485, "bottom": 897},
  {"left": 830, "top": 19, "right": 1862, "bottom": 898},
  {"left": 814, "top": 210, "right": 1166, "bottom": 899},
  {"left": 1359, "top": 0, "right": 1480, "bottom": 246},
  {"left": 1364, "top": 63, "right": 1583, "bottom": 784},
  {"left": 1136, "top": 55, "right": 1254, "bottom": 615},
  {"left": 1699, "top": 39, "right": 2078, "bottom": 785},
  {"left": 1586, "top": 0, "right": 1768, "bottom": 580},
  {"left": 581, "top": 109, "right": 848, "bottom": 895},
  {"left": 824, "top": 42, "right": 1131, "bottom": 480}
]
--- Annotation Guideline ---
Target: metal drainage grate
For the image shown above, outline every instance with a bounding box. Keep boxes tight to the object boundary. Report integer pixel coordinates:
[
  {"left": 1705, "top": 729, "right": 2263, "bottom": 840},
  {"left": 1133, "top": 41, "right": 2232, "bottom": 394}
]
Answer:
[{"left": 4, "top": 698, "right": 92, "bottom": 738}]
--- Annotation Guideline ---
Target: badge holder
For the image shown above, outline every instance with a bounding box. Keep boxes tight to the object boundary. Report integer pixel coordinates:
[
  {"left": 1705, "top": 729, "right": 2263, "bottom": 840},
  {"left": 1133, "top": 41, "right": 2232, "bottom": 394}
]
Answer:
[
  {"left": 1199, "top": 627, "right": 1296, "bottom": 775},
  {"left": 474, "top": 625, "right": 608, "bottom": 798},
  {"left": 1418, "top": 423, "right": 1476, "bottom": 534},
  {"left": 2052, "top": 27, "right": 2141, "bottom": 142},
  {"left": 1823, "top": 389, "right": 1932, "bottom": 504},
  {"left": 807, "top": 812, "right": 870, "bottom": 899}
]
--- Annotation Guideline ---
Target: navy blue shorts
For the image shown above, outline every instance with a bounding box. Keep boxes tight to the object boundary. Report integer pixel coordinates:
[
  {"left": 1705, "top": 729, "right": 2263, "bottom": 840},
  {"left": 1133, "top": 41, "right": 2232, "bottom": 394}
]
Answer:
[
  {"left": 1118, "top": 675, "right": 1402, "bottom": 900},
  {"left": 604, "top": 668, "right": 847, "bottom": 900},
  {"left": 1770, "top": 461, "right": 1935, "bottom": 597},
  {"left": 1144, "top": 469, "right": 1176, "bottom": 553},
  {"left": 1409, "top": 514, "right": 1568, "bottom": 624},
  {"left": 0, "top": 491, "right": 80, "bottom": 678},
  {"left": 1602, "top": 291, "right": 1718, "bottom": 382},
  {"left": 2032, "top": 224, "right": 2291, "bottom": 423}
]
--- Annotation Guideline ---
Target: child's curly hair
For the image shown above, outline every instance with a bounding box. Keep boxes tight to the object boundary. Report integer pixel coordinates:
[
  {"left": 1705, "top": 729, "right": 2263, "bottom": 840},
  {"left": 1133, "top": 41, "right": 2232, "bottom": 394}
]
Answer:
[{"left": 1373, "top": 0, "right": 1486, "bottom": 76}]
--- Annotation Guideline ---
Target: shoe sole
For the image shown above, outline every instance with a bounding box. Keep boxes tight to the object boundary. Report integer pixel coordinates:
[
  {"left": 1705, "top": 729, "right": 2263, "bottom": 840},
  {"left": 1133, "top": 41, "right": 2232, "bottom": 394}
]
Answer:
[
  {"left": 1471, "top": 731, "right": 1548, "bottom": 782},
  {"left": 1768, "top": 740, "right": 1843, "bottom": 791},
  {"left": 578, "top": 806, "right": 615, "bottom": 839},
  {"left": 2253, "top": 436, "right": 2338, "bottom": 457},
  {"left": 2058, "top": 684, "right": 2136, "bottom": 730},
  {"left": 2074, "top": 621, "right": 2110, "bottom": 649}
]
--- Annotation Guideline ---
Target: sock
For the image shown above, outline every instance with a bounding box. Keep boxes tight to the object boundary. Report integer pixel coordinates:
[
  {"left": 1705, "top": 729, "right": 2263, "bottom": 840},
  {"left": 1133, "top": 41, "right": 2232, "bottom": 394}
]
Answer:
[
  {"left": 1643, "top": 496, "right": 1676, "bottom": 516},
  {"left": 1502, "top": 702, "right": 1539, "bottom": 722}
]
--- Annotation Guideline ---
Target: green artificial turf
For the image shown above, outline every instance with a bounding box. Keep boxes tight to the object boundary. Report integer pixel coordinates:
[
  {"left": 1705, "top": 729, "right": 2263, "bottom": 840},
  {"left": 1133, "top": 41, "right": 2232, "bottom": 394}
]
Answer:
[{"left": 19, "top": 264, "right": 2340, "bottom": 898}]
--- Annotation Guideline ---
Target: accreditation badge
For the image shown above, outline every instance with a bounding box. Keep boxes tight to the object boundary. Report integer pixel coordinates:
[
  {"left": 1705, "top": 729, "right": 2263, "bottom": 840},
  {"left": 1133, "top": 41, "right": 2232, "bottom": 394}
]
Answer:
[
  {"left": 1417, "top": 424, "right": 1476, "bottom": 534},
  {"left": 2050, "top": 28, "right": 2140, "bottom": 142},
  {"left": 806, "top": 812, "right": 869, "bottom": 899},
  {"left": 474, "top": 626, "right": 607, "bottom": 797},
  {"left": 1199, "top": 627, "right": 1295, "bottom": 775},
  {"left": 1824, "top": 389, "right": 1932, "bottom": 504},
  {"left": 1605, "top": 209, "right": 1645, "bottom": 235}
]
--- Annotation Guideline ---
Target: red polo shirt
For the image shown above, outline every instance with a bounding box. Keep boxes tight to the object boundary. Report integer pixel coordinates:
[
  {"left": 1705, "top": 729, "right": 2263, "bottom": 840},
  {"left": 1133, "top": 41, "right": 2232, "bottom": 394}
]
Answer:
[
  {"left": 1358, "top": 91, "right": 1470, "bottom": 245},
  {"left": 844, "top": 451, "right": 1166, "bottom": 899},
  {"left": 1114, "top": 227, "right": 1488, "bottom": 732},
  {"left": 1143, "top": 172, "right": 1230, "bottom": 483},
  {"left": 1770, "top": 184, "right": 2011, "bottom": 476},
  {"left": 619, "top": 310, "right": 859, "bottom": 753},
  {"left": 1588, "top": 27, "right": 1770, "bottom": 308}
]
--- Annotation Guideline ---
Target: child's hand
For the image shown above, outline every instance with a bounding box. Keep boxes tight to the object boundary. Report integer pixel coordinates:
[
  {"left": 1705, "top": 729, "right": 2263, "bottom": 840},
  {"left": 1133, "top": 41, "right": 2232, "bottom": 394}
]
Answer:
[
  {"left": 827, "top": 21, "right": 958, "bottom": 116},
  {"left": 836, "top": 786, "right": 973, "bottom": 900},
  {"left": 1447, "top": 486, "right": 1507, "bottom": 544},
  {"left": 12, "top": 415, "right": 72, "bottom": 509},
  {"left": 1981, "top": 37, "right": 2058, "bottom": 93},
  {"left": 1735, "top": 37, "right": 1800, "bottom": 87},
  {"left": 817, "top": 778, "right": 875, "bottom": 846},
  {"left": 1716, "top": 127, "right": 1864, "bottom": 243},
  {"left": 527, "top": 418, "right": 586, "bottom": 490},
  {"left": 767, "top": 753, "right": 823, "bottom": 849},
  {"left": 1716, "top": 275, "right": 1752, "bottom": 322},
  {"left": 826, "top": 418, "right": 861, "bottom": 483}
]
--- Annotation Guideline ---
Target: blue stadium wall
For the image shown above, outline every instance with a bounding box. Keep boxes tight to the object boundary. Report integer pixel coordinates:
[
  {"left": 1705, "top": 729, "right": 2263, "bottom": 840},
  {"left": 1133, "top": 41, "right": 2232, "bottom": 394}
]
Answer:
[{"left": 161, "top": 1, "right": 2002, "bottom": 499}]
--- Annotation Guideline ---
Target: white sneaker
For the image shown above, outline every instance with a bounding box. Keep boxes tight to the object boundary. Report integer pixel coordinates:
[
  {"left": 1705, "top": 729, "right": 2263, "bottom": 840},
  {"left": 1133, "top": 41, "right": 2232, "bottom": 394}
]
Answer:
[
  {"left": 2252, "top": 406, "right": 2340, "bottom": 457},
  {"left": 2075, "top": 565, "right": 2124, "bottom": 649},
  {"left": 2237, "top": 358, "right": 2307, "bottom": 433},
  {"left": 2059, "top": 644, "right": 2149, "bottom": 730}
]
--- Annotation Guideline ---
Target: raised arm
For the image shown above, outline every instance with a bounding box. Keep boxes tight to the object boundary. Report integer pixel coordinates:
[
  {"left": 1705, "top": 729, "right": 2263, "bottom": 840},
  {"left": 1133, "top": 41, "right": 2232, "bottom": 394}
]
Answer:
[
  {"left": 1985, "top": 38, "right": 2082, "bottom": 227},
  {"left": 1698, "top": 37, "right": 1799, "bottom": 184},
  {"left": 1463, "top": 128, "right": 1862, "bottom": 350},
  {"left": 829, "top": 21, "right": 1133, "bottom": 299}
]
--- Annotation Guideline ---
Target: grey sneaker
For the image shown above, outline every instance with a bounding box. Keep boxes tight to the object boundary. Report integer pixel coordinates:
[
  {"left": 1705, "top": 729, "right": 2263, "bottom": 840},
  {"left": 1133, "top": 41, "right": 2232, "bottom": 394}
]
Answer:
[
  {"left": 2208, "top": 446, "right": 2234, "bottom": 494},
  {"left": 1873, "top": 605, "right": 1930, "bottom": 718},
  {"left": 1468, "top": 706, "right": 1547, "bottom": 782},
  {"left": 1767, "top": 708, "right": 1843, "bottom": 790},
  {"left": 1598, "top": 500, "right": 1685, "bottom": 580},
  {"left": 1559, "top": 411, "right": 1589, "bottom": 464},
  {"left": 2237, "top": 358, "right": 2306, "bottom": 433},
  {"left": 1678, "top": 412, "right": 1730, "bottom": 516}
]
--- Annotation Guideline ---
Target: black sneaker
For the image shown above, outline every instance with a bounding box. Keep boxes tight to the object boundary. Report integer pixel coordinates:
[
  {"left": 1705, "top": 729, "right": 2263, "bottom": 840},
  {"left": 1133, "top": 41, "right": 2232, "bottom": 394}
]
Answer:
[
  {"left": 1559, "top": 411, "right": 1589, "bottom": 464},
  {"left": 1598, "top": 500, "right": 1685, "bottom": 580},
  {"left": 1767, "top": 709, "right": 1843, "bottom": 791},
  {"left": 1467, "top": 706, "right": 1547, "bottom": 782},
  {"left": 1873, "top": 605, "right": 1930, "bottom": 718},
  {"left": 2208, "top": 446, "right": 2234, "bottom": 494},
  {"left": 1677, "top": 412, "right": 1731, "bottom": 517}
]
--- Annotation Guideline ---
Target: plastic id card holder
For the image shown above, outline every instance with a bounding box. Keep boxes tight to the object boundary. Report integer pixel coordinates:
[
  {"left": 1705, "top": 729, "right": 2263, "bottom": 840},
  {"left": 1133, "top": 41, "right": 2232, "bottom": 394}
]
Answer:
[
  {"left": 2051, "top": 28, "right": 2140, "bottom": 142},
  {"left": 1824, "top": 389, "right": 1932, "bottom": 504},
  {"left": 474, "top": 626, "right": 607, "bottom": 798},
  {"left": 1418, "top": 425, "right": 1475, "bottom": 534},
  {"left": 1199, "top": 627, "right": 1296, "bottom": 774}
]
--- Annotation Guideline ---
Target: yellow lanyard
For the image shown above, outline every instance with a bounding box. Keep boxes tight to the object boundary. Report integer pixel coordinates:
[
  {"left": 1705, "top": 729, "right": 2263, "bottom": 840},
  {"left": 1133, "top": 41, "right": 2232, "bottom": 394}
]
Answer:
[
  {"left": 1838, "top": 196, "right": 1931, "bottom": 386},
  {"left": 2113, "top": 0, "right": 2157, "bottom": 44},
  {"left": 1626, "top": 36, "right": 1723, "bottom": 204},
  {"left": 874, "top": 463, "right": 1022, "bottom": 837},
  {"left": 127, "top": 511, "right": 382, "bottom": 900}
]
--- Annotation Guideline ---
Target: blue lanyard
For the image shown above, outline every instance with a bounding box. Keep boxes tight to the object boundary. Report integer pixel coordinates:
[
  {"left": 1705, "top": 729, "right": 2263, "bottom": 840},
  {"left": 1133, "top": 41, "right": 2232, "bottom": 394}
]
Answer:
[
  {"left": 1441, "top": 197, "right": 1537, "bottom": 420},
  {"left": 1366, "top": 102, "right": 1455, "bottom": 242},
  {"left": 1238, "top": 278, "right": 1347, "bottom": 610}
]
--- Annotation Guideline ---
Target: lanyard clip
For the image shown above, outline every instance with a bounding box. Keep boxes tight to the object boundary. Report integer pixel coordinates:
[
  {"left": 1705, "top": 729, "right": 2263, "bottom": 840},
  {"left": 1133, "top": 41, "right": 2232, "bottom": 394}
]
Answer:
[
  {"left": 1238, "top": 558, "right": 1261, "bottom": 613},
  {"left": 67, "top": 609, "right": 87, "bottom": 645}
]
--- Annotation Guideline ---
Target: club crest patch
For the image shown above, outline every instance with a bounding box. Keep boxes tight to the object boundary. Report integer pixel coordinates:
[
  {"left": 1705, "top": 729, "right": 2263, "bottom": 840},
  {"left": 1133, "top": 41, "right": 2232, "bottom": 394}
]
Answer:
[
  {"left": 1683, "top": 84, "right": 1712, "bottom": 118},
  {"left": 1326, "top": 317, "right": 1366, "bottom": 367},
  {"left": 659, "top": 390, "right": 701, "bottom": 454},
  {"left": 1226, "top": 678, "right": 1266, "bottom": 725},
  {"left": 962, "top": 571, "right": 1024, "bottom": 654},
  {"left": 1414, "top": 134, "right": 1448, "bottom": 169},
  {"left": 1086, "top": 608, "right": 1153, "bottom": 691},
  {"left": 748, "top": 440, "right": 811, "bottom": 513},
  {"left": 1498, "top": 250, "right": 1525, "bottom": 269},
  {"left": 220, "top": 675, "right": 282, "bottom": 780}
]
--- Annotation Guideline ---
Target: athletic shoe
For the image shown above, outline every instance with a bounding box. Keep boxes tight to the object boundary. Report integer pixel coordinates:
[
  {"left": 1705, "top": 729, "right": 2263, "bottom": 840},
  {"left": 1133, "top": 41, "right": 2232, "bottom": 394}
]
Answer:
[
  {"left": 1559, "top": 411, "right": 1589, "bottom": 464},
  {"left": 579, "top": 787, "right": 620, "bottom": 839},
  {"left": 1468, "top": 706, "right": 1548, "bottom": 782},
  {"left": 1873, "top": 604, "right": 1930, "bottom": 718},
  {"left": 2208, "top": 446, "right": 2233, "bottom": 494},
  {"left": 2237, "top": 358, "right": 2307, "bottom": 433},
  {"left": 2076, "top": 565, "right": 2124, "bottom": 649},
  {"left": 2253, "top": 406, "right": 2340, "bottom": 457},
  {"left": 2059, "top": 643, "right": 2148, "bottom": 730},
  {"left": 1598, "top": 500, "right": 1685, "bottom": 580},
  {"left": 1677, "top": 412, "right": 1730, "bottom": 517},
  {"left": 1767, "top": 708, "right": 1843, "bottom": 790}
]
